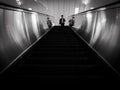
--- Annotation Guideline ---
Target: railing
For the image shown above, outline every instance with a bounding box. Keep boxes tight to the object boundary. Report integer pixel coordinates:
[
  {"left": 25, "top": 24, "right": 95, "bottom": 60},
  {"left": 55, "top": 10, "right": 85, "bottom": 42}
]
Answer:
[
  {"left": 0, "top": 3, "right": 55, "bottom": 73},
  {"left": 69, "top": 1, "right": 120, "bottom": 75}
]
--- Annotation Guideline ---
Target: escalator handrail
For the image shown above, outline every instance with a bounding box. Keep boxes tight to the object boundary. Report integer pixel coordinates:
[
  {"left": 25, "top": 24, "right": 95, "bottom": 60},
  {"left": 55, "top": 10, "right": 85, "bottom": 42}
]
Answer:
[
  {"left": 70, "top": 1, "right": 120, "bottom": 16},
  {"left": 0, "top": 2, "right": 54, "bottom": 17}
]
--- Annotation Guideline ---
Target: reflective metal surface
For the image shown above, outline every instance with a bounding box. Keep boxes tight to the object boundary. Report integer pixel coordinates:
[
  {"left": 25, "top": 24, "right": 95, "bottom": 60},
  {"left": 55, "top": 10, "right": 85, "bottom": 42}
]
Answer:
[
  {"left": 0, "top": 5, "right": 54, "bottom": 72},
  {"left": 71, "top": 3, "right": 120, "bottom": 73}
]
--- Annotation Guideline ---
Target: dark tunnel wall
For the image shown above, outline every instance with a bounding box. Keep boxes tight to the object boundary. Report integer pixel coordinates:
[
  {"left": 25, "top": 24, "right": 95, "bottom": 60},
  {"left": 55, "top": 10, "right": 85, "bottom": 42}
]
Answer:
[
  {"left": 71, "top": 2, "right": 120, "bottom": 73},
  {"left": 0, "top": 5, "right": 54, "bottom": 73}
]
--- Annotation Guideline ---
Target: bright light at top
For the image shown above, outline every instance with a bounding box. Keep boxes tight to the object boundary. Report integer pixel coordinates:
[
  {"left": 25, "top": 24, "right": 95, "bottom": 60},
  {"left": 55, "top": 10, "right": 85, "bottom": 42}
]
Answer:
[
  {"left": 82, "top": 0, "right": 89, "bottom": 5},
  {"left": 16, "top": 0, "right": 22, "bottom": 6},
  {"left": 90, "top": 7, "right": 94, "bottom": 9},
  {"left": 28, "top": 8, "right": 32, "bottom": 10},
  {"left": 75, "top": 8, "right": 79, "bottom": 14}
]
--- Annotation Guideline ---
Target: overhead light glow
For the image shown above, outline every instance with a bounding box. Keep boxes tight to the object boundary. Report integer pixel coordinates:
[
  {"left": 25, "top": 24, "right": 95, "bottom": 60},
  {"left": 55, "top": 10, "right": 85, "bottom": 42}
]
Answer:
[
  {"left": 75, "top": 8, "right": 79, "bottom": 14},
  {"left": 28, "top": 8, "right": 32, "bottom": 10},
  {"left": 16, "top": 0, "right": 22, "bottom": 6},
  {"left": 90, "top": 7, "right": 94, "bottom": 9},
  {"left": 82, "top": 0, "right": 89, "bottom": 5}
]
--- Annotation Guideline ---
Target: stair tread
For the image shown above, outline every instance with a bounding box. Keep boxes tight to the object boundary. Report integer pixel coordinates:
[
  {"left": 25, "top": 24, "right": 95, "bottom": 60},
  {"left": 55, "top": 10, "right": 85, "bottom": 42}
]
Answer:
[{"left": 3, "top": 26, "right": 119, "bottom": 81}]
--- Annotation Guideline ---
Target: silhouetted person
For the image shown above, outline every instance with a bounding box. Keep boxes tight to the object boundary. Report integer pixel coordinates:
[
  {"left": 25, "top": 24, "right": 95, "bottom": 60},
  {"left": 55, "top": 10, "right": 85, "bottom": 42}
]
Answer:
[
  {"left": 47, "top": 17, "right": 52, "bottom": 28},
  {"left": 59, "top": 15, "right": 65, "bottom": 26},
  {"left": 69, "top": 16, "right": 75, "bottom": 27}
]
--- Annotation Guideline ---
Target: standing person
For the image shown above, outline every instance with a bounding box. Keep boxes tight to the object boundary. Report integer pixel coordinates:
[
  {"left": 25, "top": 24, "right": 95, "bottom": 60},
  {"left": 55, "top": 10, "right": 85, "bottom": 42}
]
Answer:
[
  {"left": 69, "top": 16, "right": 75, "bottom": 27},
  {"left": 59, "top": 15, "right": 65, "bottom": 26},
  {"left": 47, "top": 17, "right": 52, "bottom": 28}
]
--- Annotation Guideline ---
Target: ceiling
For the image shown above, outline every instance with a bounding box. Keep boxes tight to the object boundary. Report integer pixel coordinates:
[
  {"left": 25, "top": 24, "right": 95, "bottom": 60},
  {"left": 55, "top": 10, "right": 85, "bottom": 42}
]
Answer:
[
  {"left": 0, "top": 0, "right": 118, "bottom": 15},
  {"left": 0, "top": 0, "right": 118, "bottom": 24}
]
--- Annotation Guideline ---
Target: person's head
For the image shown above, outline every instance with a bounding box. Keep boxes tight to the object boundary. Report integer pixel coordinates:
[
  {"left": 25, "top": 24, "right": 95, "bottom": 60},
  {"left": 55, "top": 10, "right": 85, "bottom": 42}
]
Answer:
[{"left": 61, "top": 15, "right": 63, "bottom": 18}]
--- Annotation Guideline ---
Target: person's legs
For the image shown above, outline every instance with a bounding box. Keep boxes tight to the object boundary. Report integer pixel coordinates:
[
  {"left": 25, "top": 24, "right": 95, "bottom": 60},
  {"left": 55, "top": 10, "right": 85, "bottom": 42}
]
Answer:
[{"left": 62, "top": 23, "right": 65, "bottom": 26}]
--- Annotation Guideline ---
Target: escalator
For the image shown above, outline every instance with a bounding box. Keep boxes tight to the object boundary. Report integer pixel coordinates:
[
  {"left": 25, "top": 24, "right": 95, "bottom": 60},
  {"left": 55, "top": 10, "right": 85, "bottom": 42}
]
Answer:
[{"left": 1, "top": 26, "right": 120, "bottom": 83}]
